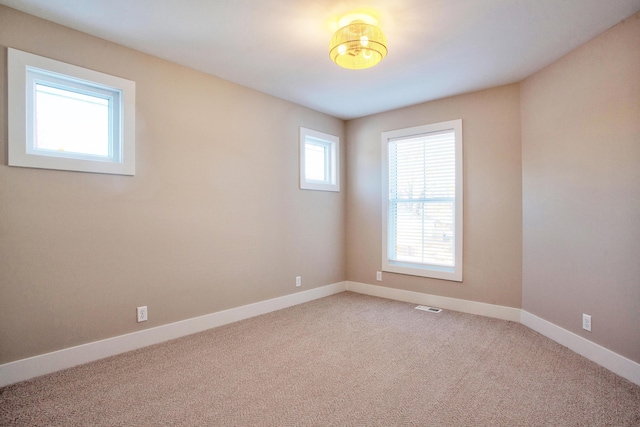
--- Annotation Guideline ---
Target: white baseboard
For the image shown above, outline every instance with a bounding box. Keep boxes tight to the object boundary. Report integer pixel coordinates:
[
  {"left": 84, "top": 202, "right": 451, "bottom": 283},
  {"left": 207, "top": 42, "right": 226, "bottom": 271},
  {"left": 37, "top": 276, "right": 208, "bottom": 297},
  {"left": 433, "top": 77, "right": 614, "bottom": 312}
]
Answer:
[
  {"left": 3, "top": 281, "right": 638, "bottom": 389},
  {"left": 347, "top": 281, "right": 639, "bottom": 386},
  {"left": 0, "top": 282, "right": 347, "bottom": 387},
  {"left": 346, "top": 281, "right": 521, "bottom": 322},
  {"left": 521, "top": 310, "right": 640, "bottom": 387}
]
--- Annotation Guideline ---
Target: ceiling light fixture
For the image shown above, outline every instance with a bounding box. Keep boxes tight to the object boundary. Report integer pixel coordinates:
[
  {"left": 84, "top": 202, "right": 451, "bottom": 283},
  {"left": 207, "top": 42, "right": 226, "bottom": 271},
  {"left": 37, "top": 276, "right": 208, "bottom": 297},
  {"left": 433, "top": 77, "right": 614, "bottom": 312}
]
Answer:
[{"left": 329, "top": 19, "right": 387, "bottom": 70}]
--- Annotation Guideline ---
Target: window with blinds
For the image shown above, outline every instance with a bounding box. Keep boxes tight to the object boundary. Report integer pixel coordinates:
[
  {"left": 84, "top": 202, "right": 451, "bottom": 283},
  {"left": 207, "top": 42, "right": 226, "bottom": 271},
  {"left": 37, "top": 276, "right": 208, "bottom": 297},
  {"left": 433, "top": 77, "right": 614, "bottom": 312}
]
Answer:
[{"left": 381, "top": 120, "right": 463, "bottom": 281}]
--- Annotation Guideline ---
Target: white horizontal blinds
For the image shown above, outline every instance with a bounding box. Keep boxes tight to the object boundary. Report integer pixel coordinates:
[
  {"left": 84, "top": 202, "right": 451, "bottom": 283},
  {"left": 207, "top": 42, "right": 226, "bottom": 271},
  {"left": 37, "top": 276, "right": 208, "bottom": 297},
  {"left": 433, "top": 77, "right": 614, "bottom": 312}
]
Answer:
[{"left": 388, "top": 129, "right": 456, "bottom": 267}]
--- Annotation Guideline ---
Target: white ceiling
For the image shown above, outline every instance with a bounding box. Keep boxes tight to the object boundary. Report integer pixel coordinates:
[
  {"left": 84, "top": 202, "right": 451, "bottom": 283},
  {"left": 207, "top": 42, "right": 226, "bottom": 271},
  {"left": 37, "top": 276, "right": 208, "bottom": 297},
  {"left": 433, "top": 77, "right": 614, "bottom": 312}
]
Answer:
[{"left": 2, "top": 0, "right": 639, "bottom": 119}]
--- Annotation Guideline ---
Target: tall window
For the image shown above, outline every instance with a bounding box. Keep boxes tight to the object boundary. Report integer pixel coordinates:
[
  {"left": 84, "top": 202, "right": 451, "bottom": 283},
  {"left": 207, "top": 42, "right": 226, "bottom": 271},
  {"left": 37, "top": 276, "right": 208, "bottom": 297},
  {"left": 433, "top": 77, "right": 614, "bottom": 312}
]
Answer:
[
  {"left": 382, "top": 120, "right": 463, "bottom": 281},
  {"left": 299, "top": 127, "right": 339, "bottom": 192},
  {"left": 8, "top": 48, "right": 135, "bottom": 175}
]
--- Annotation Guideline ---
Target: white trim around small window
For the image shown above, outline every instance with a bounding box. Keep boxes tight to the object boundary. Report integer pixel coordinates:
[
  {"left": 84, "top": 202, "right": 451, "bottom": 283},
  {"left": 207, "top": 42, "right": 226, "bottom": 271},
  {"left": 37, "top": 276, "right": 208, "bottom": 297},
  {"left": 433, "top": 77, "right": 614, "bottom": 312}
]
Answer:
[
  {"left": 299, "top": 127, "right": 339, "bottom": 192},
  {"left": 381, "top": 119, "right": 463, "bottom": 282},
  {"left": 8, "top": 48, "right": 136, "bottom": 175}
]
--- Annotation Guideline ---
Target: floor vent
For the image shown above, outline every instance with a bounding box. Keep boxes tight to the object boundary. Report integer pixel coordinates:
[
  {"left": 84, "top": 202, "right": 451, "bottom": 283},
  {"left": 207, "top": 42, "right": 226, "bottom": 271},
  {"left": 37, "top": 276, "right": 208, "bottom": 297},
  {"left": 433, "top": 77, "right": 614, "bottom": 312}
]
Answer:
[{"left": 415, "top": 305, "right": 442, "bottom": 313}]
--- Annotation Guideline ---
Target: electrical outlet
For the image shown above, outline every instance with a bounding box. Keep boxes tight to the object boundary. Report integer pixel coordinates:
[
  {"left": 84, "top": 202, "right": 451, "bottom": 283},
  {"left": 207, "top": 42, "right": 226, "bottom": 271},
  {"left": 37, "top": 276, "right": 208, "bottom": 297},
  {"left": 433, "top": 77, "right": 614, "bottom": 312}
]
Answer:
[
  {"left": 376, "top": 271, "right": 382, "bottom": 281},
  {"left": 295, "top": 276, "right": 301, "bottom": 287},
  {"left": 582, "top": 313, "right": 591, "bottom": 332},
  {"left": 137, "top": 306, "right": 148, "bottom": 323}
]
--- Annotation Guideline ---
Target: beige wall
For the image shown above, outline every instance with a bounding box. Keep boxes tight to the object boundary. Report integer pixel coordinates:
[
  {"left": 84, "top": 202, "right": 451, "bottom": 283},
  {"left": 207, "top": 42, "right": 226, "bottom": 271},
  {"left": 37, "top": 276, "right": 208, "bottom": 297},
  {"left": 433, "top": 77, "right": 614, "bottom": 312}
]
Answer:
[
  {"left": 0, "top": 6, "right": 345, "bottom": 364},
  {"left": 521, "top": 13, "right": 640, "bottom": 363},
  {"left": 346, "top": 85, "right": 523, "bottom": 308}
]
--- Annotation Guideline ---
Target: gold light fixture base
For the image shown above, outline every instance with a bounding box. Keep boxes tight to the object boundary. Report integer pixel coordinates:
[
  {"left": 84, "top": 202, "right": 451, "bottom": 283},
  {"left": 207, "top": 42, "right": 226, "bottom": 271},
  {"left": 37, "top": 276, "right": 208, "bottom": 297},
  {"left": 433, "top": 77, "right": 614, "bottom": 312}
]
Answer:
[{"left": 329, "top": 18, "right": 387, "bottom": 70}]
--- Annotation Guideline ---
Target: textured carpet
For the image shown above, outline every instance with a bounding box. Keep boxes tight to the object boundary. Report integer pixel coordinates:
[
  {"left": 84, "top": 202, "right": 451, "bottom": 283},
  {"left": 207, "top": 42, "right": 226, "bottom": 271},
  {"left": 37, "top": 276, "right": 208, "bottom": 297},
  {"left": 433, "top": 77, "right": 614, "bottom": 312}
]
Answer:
[{"left": 1, "top": 292, "right": 639, "bottom": 426}]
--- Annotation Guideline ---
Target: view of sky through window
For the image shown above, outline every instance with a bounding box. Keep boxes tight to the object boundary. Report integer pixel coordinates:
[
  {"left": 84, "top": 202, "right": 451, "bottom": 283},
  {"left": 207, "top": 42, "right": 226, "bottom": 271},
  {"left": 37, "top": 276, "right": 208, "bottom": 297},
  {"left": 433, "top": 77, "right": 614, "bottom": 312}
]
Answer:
[
  {"left": 305, "top": 141, "right": 327, "bottom": 182},
  {"left": 34, "top": 83, "right": 110, "bottom": 157}
]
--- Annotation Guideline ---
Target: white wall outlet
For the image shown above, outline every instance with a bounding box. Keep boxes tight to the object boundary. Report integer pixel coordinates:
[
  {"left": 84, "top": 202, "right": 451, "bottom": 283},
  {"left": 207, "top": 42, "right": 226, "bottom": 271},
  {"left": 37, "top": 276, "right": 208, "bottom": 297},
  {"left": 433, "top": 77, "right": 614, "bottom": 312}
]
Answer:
[
  {"left": 582, "top": 313, "right": 591, "bottom": 332},
  {"left": 295, "top": 276, "right": 301, "bottom": 287},
  {"left": 137, "top": 306, "right": 148, "bottom": 323},
  {"left": 376, "top": 271, "right": 382, "bottom": 281}
]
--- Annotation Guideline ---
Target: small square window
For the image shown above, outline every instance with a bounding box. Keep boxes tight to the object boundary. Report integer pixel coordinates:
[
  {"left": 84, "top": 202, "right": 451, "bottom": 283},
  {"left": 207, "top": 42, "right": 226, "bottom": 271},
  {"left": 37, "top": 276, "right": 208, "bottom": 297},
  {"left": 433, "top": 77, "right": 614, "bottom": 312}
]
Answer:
[
  {"left": 8, "top": 48, "right": 135, "bottom": 175},
  {"left": 299, "top": 127, "right": 339, "bottom": 192}
]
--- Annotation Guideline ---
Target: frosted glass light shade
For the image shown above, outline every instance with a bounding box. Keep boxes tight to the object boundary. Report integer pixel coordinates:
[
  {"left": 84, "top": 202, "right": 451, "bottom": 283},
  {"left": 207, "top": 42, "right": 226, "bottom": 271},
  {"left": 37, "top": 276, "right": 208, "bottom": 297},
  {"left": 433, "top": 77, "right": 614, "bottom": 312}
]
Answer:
[{"left": 329, "top": 20, "right": 387, "bottom": 70}]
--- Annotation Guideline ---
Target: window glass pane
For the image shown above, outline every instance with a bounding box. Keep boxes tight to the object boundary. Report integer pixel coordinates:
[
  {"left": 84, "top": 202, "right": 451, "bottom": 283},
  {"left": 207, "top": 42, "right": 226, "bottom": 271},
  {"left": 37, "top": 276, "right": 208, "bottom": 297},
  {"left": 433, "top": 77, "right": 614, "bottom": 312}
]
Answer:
[
  {"left": 305, "top": 141, "right": 327, "bottom": 182},
  {"left": 392, "top": 200, "right": 454, "bottom": 266},
  {"left": 299, "top": 127, "right": 339, "bottom": 192},
  {"left": 35, "top": 83, "right": 110, "bottom": 157}
]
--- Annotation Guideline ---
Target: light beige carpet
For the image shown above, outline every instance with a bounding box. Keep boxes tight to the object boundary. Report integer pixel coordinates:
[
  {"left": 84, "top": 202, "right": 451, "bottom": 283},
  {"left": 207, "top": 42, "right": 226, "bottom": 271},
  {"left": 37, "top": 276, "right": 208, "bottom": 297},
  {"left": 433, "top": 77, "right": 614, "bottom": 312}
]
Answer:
[{"left": 1, "top": 292, "right": 639, "bottom": 426}]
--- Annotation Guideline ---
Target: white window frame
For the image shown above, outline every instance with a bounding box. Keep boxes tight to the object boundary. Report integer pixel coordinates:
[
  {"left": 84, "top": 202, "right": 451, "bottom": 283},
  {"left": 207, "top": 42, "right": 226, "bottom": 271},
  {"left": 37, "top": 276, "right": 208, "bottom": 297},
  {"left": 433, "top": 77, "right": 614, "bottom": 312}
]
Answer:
[
  {"left": 8, "top": 48, "right": 136, "bottom": 175},
  {"left": 381, "top": 119, "right": 463, "bottom": 282},
  {"left": 299, "top": 127, "right": 339, "bottom": 192}
]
